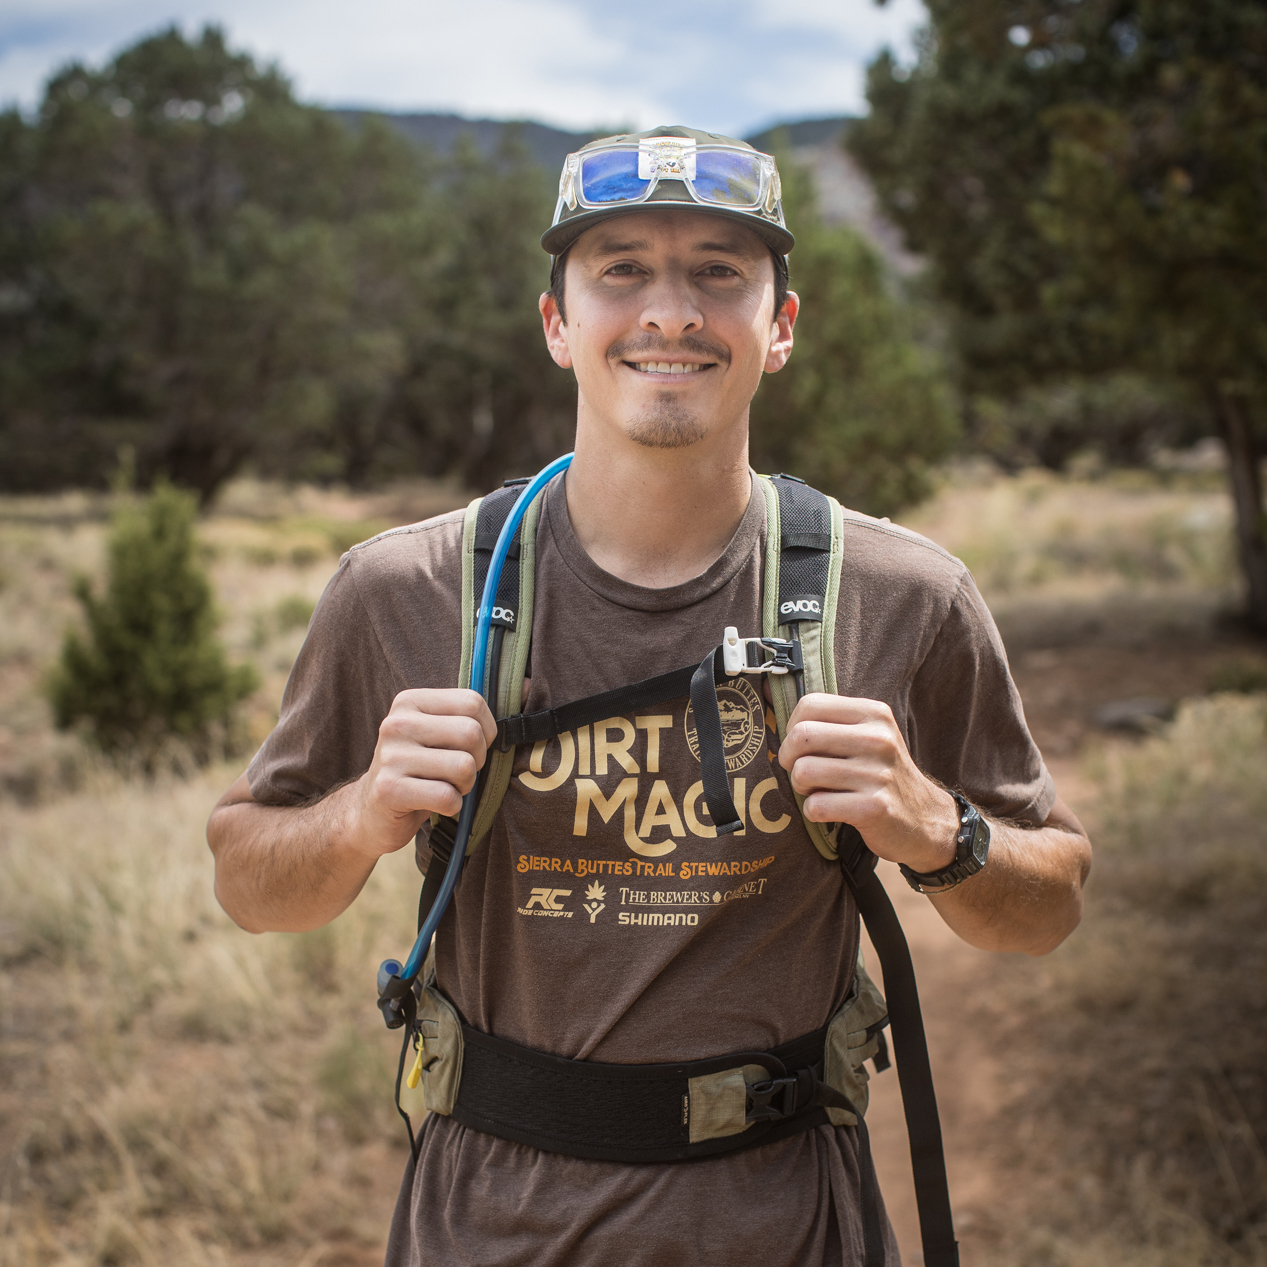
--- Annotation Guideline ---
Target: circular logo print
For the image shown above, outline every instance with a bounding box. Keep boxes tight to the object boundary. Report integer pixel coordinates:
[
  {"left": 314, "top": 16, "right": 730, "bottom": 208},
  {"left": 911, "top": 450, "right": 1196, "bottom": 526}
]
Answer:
[{"left": 683, "top": 675, "right": 766, "bottom": 773}]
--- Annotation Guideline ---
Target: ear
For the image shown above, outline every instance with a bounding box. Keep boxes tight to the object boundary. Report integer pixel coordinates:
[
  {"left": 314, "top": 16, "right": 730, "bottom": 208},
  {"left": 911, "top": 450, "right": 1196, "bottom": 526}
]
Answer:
[
  {"left": 764, "top": 291, "right": 799, "bottom": 374},
  {"left": 540, "top": 292, "right": 572, "bottom": 369}
]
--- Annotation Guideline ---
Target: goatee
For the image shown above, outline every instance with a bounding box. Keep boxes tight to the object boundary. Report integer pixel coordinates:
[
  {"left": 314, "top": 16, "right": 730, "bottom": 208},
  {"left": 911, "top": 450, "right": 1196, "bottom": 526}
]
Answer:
[{"left": 626, "top": 396, "right": 707, "bottom": 450}]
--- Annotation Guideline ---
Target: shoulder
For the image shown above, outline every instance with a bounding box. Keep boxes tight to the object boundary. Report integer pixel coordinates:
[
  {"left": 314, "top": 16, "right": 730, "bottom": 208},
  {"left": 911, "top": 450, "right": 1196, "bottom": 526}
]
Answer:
[
  {"left": 836, "top": 505, "right": 967, "bottom": 600},
  {"left": 340, "top": 507, "right": 467, "bottom": 597}
]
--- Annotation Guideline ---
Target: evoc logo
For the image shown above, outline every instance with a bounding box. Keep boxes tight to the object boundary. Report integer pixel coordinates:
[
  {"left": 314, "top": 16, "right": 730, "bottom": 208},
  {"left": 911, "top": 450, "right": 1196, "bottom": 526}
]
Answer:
[
  {"left": 780, "top": 598, "right": 821, "bottom": 617},
  {"left": 490, "top": 606, "right": 515, "bottom": 627}
]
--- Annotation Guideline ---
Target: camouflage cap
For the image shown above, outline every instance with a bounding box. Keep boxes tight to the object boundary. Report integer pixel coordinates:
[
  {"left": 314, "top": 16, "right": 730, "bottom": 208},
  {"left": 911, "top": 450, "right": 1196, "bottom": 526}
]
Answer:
[{"left": 541, "top": 124, "right": 794, "bottom": 257}]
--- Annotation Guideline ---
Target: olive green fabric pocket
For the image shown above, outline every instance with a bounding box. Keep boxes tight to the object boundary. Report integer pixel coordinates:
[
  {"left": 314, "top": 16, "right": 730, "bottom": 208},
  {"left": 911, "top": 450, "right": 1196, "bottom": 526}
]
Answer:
[
  {"left": 687, "top": 1063, "right": 772, "bottom": 1143},
  {"left": 414, "top": 962, "right": 464, "bottom": 1117},
  {"left": 823, "top": 959, "right": 889, "bottom": 1126}
]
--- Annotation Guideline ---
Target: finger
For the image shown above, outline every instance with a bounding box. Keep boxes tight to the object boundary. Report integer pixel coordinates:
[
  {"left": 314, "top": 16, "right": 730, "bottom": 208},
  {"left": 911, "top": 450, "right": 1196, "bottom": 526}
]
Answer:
[
  {"left": 376, "top": 774, "right": 466, "bottom": 819},
  {"left": 380, "top": 710, "right": 492, "bottom": 768},
  {"left": 785, "top": 693, "right": 893, "bottom": 731},
  {"left": 780, "top": 755, "right": 891, "bottom": 795},
  {"left": 394, "top": 688, "right": 498, "bottom": 746},
  {"left": 378, "top": 743, "right": 481, "bottom": 796},
  {"left": 801, "top": 789, "right": 884, "bottom": 829},
  {"left": 778, "top": 720, "right": 898, "bottom": 770}
]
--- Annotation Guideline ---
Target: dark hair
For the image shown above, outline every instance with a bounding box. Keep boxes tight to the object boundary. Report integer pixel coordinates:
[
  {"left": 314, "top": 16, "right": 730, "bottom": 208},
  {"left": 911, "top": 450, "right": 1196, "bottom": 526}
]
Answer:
[{"left": 549, "top": 246, "right": 790, "bottom": 325}]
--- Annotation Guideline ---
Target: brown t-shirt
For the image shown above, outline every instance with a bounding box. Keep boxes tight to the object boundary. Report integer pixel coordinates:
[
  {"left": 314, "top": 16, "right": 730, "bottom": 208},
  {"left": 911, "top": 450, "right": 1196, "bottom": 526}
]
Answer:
[{"left": 248, "top": 476, "right": 1055, "bottom": 1267}]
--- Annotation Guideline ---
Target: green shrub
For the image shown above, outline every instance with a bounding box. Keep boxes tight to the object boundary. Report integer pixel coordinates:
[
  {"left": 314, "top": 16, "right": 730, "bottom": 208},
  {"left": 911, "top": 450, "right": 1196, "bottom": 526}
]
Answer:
[
  {"left": 275, "top": 594, "right": 316, "bottom": 634},
  {"left": 48, "top": 483, "right": 257, "bottom": 765}
]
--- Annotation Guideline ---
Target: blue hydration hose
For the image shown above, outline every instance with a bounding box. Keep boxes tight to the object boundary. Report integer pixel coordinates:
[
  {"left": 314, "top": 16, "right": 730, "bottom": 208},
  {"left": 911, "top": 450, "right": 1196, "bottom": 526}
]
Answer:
[{"left": 383, "top": 452, "right": 574, "bottom": 990}]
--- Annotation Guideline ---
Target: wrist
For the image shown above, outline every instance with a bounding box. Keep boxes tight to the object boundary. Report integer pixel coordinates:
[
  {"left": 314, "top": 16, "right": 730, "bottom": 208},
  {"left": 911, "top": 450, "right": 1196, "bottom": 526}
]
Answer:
[
  {"left": 901, "top": 788, "right": 960, "bottom": 874},
  {"left": 333, "top": 776, "right": 396, "bottom": 863},
  {"left": 901, "top": 791, "right": 992, "bottom": 895}
]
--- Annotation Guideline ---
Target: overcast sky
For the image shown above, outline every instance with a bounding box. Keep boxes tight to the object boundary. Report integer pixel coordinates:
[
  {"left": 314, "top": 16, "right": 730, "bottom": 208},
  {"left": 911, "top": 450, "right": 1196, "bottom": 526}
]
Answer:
[{"left": 0, "top": 0, "right": 925, "bottom": 136}]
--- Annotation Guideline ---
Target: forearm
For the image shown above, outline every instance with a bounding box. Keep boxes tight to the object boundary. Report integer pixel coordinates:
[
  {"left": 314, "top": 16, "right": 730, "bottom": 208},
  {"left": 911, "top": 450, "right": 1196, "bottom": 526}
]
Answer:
[
  {"left": 207, "top": 775, "right": 380, "bottom": 934},
  {"left": 925, "top": 815, "right": 1091, "bottom": 956}
]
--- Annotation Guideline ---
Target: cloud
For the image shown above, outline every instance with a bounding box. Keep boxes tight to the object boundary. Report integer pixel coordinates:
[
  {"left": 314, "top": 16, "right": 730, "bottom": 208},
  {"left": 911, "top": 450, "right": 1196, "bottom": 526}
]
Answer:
[{"left": 0, "top": 0, "right": 924, "bottom": 134}]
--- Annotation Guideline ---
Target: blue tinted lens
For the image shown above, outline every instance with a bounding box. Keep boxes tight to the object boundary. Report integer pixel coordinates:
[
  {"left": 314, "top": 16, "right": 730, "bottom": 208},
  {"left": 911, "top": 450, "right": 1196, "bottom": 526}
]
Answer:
[
  {"left": 692, "top": 152, "right": 763, "bottom": 206},
  {"left": 579, "top": 150, "right": 649, "bottom": 204}
]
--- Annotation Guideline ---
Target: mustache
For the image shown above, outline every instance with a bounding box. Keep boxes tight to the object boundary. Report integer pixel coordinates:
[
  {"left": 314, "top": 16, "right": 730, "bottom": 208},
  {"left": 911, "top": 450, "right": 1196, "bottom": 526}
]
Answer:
[{"left": 607, "top": 334, "right": 731, "bottom": 365}]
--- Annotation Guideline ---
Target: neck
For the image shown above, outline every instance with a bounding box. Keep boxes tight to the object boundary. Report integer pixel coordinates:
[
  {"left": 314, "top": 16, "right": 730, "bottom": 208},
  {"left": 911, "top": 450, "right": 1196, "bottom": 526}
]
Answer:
[{"left": 564, "top": 401, "right": 753, "bottom": 589}]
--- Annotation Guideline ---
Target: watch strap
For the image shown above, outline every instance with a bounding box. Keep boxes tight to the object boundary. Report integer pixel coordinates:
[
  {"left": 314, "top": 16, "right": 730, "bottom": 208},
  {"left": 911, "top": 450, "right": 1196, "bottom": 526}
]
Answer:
[{"left": 900, "top": 792, "right": 990, "bottom": 894}]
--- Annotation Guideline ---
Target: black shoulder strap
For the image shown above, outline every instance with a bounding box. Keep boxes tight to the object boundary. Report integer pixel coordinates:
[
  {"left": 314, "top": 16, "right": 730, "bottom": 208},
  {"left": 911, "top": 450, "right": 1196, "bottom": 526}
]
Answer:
[
  {"left": 472, "top": 480, "right": 529, "bottom": 636},
  {"left": 771, "top": 472, "right": 833, "bottom": 621}
]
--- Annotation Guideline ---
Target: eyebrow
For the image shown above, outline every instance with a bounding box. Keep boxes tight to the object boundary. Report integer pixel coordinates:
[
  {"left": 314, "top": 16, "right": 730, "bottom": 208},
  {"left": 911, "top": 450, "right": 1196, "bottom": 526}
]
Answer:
[{"left": 587, "top": 238, "right": 756, "bottom": 259}]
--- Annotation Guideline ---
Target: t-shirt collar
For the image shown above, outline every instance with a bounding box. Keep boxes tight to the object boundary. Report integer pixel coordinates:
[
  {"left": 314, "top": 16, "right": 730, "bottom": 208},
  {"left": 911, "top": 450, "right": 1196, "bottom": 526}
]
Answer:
[{"left": 542, "top": 470, "right": 764, "bottom": 613}]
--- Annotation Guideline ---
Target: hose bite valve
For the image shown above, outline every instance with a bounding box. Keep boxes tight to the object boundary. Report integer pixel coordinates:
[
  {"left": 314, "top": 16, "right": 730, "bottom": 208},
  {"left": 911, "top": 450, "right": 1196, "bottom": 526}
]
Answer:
[{"left": 377, "top": 958, "right": 410, "bottom": 1029}]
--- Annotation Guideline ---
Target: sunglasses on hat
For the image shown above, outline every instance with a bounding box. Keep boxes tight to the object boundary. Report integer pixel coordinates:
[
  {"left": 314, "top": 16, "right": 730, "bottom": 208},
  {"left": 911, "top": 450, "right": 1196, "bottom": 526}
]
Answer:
[{"left": 558, "top": 137, "right": 782, "bottom": 216}]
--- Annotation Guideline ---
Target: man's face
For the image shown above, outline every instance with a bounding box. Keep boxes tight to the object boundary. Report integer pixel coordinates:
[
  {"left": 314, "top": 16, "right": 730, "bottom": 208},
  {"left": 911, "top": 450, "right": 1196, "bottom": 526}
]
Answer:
[{"left": 539, "top": 208, "right": 797, "bottom": 452}]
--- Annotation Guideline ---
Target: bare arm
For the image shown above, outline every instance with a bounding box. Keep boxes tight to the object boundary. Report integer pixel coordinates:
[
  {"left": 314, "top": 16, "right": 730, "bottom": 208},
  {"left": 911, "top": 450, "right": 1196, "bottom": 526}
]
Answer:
[
  {"left": 207, "top": 689, "right": 496, "bottom": 934},
  {"left": 779, "top": 693, "right": 1091, "bottom": 956}
]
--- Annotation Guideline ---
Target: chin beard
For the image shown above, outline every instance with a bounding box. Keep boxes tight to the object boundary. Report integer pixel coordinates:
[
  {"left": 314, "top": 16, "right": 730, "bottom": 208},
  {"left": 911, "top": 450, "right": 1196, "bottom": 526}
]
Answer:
[{"left": 625, "top": 396, "right": 707, "bottom": 450}]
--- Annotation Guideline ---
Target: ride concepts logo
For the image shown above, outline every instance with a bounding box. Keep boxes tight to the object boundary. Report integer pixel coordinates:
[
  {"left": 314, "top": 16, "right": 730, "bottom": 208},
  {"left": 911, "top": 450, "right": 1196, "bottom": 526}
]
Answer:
[
  {"left": 517, "top": 887, "right": 573, "bottom": 917},
  {"left": 682, "top": 674, "right": 765, "bottom": 773}
]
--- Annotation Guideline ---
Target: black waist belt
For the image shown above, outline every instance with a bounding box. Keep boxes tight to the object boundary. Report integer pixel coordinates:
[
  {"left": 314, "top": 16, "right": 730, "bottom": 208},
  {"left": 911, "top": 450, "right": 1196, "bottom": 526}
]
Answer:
[{"left": 449, "top": 1022, "right": 850, "bottom": 1164}]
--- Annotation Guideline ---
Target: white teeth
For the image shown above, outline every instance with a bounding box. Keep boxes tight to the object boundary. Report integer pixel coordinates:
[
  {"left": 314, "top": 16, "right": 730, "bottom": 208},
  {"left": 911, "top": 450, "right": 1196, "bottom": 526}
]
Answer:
[
  {"left": 634, "top": 361, "right": 703, "bottom": 373},
  {"left": 670, "top": 363, "right": 683, "bottom": 374},
  {"left": 657, "top": 362, "right": 671, "bottom": 373}
]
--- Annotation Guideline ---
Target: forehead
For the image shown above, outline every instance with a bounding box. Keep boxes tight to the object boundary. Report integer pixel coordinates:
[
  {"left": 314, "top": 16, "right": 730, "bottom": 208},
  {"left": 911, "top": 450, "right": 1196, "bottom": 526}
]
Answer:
[{"left": 569, "top": 208, "right": 770, "bottom": 264}]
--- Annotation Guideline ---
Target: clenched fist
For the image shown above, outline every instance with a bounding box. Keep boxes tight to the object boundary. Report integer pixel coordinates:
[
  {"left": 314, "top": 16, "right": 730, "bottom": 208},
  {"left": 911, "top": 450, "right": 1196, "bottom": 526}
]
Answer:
[
  {"left": 352, "top": 688, "right": 498, "bottom": 859},
  {"left": 777, "top": 693, "right": 959, "bottom": 875}
]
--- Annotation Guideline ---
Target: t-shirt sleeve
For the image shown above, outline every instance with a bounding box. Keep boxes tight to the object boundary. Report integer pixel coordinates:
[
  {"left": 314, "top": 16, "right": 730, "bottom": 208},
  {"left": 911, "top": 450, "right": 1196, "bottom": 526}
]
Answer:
[
  {"left": 905, "top": 571, "right": 1056, "bottom": 825},
  {"left": 246, "top": 557, "right": 402, "bottom": 806}
]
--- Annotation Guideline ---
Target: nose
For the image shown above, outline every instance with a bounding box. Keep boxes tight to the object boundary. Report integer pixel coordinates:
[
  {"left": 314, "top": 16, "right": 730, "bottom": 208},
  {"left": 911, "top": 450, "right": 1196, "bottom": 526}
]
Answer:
[{"left": 639, "top": 273, "right": 703, "bottom": 341}]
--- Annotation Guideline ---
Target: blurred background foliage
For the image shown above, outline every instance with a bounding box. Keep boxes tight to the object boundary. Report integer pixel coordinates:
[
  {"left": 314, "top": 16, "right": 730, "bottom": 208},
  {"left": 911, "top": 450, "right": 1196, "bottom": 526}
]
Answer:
[
  {"left": 0, "top": 24, "right": 960, "bottom": 525},
  {"left": 849, "top": 0, "right": 1267, "bottom": 623},
  {"left": 0, "top": 26, "right": 575, "bottom": 503},
  {"left": 3, "top": 16, "right": 1263, "bottom": 620}
]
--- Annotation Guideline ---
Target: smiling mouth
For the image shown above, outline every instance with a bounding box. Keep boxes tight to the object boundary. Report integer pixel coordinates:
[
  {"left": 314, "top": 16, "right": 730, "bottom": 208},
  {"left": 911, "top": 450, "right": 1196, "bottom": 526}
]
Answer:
[{"left": 624, "top": 360, "right": 714, "bottom": 376}]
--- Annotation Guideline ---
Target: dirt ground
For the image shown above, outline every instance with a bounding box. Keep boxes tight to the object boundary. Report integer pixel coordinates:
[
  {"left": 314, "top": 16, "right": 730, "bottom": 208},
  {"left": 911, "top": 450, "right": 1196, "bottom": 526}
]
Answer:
[{"left": 863, "top": 618, "right": 1264, "bottom": 1266}]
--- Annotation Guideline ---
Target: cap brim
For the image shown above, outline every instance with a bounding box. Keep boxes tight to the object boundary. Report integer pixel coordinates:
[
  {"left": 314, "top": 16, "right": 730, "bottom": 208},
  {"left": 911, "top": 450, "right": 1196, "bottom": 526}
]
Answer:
[{"left": 541, "top": 201, "right": 794, "bottom": 258}]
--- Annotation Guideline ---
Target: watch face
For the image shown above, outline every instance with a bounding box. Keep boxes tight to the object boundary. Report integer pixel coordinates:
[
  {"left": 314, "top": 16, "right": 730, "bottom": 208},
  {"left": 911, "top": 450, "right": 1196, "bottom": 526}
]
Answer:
[{"left": 970, "top": 817, "right": 990, "bottom": 866}]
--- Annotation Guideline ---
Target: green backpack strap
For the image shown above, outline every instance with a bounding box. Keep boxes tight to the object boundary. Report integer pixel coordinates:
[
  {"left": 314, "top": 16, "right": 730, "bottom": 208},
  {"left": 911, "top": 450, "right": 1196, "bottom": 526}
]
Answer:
[
  {"left": 452, "top": 483, "right": 546, "bottom": 854},
  {"left": 757, "top": 473, "right": 846, "bottom": 862}
]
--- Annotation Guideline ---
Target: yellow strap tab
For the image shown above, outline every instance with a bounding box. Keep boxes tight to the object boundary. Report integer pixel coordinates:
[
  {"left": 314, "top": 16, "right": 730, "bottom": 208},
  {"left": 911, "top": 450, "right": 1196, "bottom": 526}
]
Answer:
[{"left": 406, "top": 1039, "right": 424, "bottom": 1090}]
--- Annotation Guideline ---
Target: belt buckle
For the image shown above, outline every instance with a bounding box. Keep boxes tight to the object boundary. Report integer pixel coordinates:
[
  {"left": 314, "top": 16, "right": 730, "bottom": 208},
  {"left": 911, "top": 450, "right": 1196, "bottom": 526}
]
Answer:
[{"left": 745, "top": 1074, "right": 799, "bottom": 1124}]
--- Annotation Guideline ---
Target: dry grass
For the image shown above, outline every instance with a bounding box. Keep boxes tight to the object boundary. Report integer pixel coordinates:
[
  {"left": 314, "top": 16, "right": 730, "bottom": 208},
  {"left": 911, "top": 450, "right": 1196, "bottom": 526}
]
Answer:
[
  {"left": 0, "top": 763, "right": 422, "bottom": 1265},
  {"left": 901, "top": 463, "right": 1239, "bottom": 648},
  {"left": 0, "top": 477, "right": 466, "bottom": 1264},
  {"left": 978, "top": 694, "right": 1267, "bottom": 1266}
]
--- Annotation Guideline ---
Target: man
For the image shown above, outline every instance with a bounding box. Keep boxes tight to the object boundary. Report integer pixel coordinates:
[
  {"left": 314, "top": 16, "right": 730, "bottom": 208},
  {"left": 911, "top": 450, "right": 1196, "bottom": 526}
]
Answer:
[{"left": 208, "top": 126, "right": 1091, "bottom": 1265}]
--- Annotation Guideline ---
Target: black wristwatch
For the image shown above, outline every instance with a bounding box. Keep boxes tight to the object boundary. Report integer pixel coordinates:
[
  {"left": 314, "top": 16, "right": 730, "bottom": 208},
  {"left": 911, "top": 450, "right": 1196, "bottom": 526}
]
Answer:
[{"left": 900, "top": 791, "right": 991, "bottom": 894}]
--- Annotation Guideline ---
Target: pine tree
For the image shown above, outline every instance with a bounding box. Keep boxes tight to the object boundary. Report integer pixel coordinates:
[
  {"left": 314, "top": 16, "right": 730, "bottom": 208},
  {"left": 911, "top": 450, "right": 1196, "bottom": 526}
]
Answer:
[
  {"left": 49, "top": 482, "right": 257, "bottom": 765},
  {"left": 850, "top": 0, "right": 1267, "bottom": 625}
]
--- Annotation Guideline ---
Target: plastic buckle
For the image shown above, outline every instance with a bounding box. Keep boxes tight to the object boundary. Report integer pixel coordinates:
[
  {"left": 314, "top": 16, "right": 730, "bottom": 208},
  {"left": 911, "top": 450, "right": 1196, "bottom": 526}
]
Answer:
[
  {"left": 721, "top": 626, "right": 802, "bottom": 676},
  {"left": 746, "top": 1074, "right": 799, "bottom": 1123}
]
